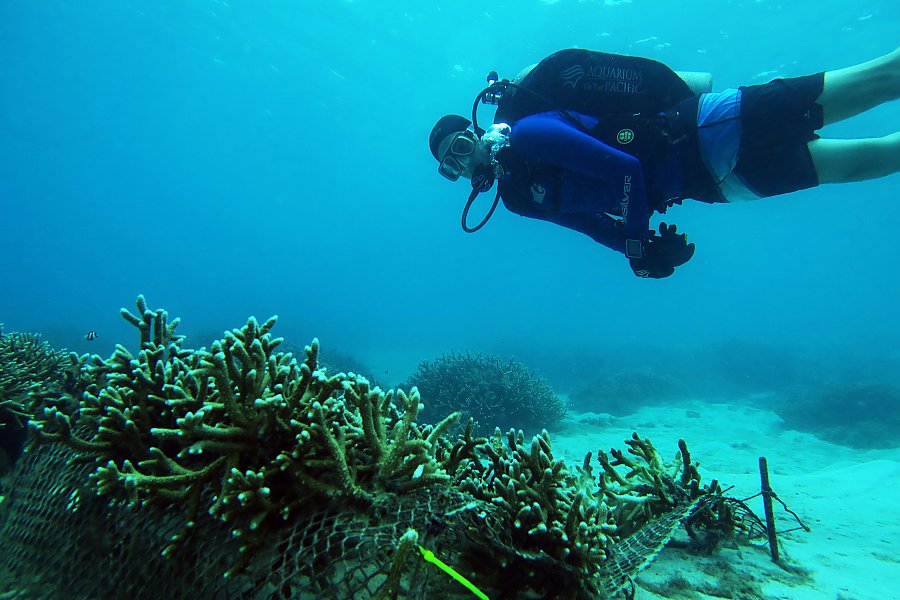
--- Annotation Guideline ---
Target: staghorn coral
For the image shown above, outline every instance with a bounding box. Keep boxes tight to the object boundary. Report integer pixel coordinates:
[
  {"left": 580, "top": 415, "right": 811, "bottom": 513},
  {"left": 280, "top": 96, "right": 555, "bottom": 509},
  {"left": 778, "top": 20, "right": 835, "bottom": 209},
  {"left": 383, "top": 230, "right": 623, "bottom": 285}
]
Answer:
[
  {"left": 280, "top": 339, "right": 382, "bottom": 389},
  {"left": 1, "top": 326, "right": 73, "bottom": 473},
  {"left": 1, "top": 328, "right": 68, "bottom": 424},
  {"left": 594, "top": 434, "right": 712, "bottom": 538},
  {"left": 29, "top": 296, "right": 462, "bottom": 569},
  {"left": 406, "top": 351, "right": 566, "bottom": 433},
  {"left": 456, "top": 426, "right": 615, "bottom": 596},
  {"left": 26, "top": 297, "right": 738, "bottom": 597},
  {"left": 446, "top": 427, "right": 720, "bottom": 598}
]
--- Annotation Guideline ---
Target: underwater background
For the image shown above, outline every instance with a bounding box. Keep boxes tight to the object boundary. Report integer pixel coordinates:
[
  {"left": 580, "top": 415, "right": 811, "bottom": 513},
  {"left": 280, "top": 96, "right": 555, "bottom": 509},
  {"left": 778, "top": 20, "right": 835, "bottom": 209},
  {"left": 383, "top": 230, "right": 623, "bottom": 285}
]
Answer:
[{"left": 2, "top": 0, "right": 899, "bottom": 401}]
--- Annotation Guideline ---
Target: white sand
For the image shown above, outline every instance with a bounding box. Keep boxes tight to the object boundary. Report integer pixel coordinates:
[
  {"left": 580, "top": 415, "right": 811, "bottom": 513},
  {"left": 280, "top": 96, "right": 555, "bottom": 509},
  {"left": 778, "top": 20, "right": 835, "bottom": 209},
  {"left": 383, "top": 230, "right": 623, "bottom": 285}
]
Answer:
[{"left": 551, "top": 398, "right": 900, "bottom": 600}]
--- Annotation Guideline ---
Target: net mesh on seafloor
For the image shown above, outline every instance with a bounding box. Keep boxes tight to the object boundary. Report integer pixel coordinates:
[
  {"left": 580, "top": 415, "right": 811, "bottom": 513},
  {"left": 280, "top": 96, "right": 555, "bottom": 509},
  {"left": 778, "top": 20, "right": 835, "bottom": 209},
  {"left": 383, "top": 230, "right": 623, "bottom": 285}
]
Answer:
[{"left": 0, "top": 442, "right": 696, "bottom": 599}]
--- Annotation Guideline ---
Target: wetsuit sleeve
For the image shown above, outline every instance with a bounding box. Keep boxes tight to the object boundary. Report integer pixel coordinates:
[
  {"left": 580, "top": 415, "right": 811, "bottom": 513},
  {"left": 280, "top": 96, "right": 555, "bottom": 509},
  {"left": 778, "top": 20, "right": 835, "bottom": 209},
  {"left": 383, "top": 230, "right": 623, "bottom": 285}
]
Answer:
[
  {"left": 510, "top": 113, "right": 650, "bottom": 242},
  {"left": 500, "top": 196, "right": 629, "bottom": 253}
]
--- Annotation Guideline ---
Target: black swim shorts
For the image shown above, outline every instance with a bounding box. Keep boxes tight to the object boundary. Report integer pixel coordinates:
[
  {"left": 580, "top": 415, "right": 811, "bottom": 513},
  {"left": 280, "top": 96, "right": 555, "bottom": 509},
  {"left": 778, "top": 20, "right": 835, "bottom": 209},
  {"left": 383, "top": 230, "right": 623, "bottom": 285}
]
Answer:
[{"left": 735, "top": 72, "right": 825, "bottom": 197}]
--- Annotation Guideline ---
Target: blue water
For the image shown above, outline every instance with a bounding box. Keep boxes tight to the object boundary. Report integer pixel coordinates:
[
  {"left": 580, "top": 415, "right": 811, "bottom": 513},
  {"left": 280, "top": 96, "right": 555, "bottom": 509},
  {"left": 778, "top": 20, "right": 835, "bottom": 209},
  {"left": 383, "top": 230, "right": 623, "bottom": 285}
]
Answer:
[{"left": 1, "top": 0, "right": 898, "bottom": 390}]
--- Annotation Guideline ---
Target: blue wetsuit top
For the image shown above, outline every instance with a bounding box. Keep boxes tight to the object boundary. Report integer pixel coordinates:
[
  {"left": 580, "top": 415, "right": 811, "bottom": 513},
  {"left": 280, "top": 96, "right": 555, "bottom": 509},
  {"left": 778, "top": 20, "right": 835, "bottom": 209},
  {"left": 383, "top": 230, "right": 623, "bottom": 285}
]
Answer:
[{"left": 502, "top": 110, "right": 681, "bottom": 254}]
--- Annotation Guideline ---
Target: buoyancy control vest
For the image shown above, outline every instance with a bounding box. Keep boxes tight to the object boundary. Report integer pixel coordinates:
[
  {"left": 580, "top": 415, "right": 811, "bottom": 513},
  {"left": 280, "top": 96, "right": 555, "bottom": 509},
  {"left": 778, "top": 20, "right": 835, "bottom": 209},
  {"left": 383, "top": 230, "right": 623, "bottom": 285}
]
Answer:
[{"left": 493, "top": 49, "right": 724, "bottom": 206}]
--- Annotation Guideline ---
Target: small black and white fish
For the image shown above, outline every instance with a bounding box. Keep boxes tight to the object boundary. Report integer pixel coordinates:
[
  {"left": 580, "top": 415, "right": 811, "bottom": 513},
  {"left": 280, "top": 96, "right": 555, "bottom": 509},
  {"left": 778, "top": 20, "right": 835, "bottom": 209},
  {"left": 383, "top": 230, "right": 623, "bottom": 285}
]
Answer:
[{"left": 85, "top": 330, "right": 99, "bottom": 341}]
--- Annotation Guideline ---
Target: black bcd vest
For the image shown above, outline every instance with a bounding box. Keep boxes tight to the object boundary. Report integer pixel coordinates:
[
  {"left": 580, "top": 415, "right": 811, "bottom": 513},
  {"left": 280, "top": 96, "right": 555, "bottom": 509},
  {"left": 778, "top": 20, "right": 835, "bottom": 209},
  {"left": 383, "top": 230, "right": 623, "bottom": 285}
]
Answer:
[
  {"left": 495, "top": 49, "right": 723, "bottom": 206},
  {"left": 496, "top": 49, "right": 693, "bottom": 124}
]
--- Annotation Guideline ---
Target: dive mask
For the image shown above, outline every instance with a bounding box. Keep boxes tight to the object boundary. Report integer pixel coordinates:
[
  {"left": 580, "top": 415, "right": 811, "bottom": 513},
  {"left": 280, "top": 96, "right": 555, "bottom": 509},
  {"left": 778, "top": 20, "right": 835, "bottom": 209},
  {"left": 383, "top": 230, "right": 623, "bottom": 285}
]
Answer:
[{"left": 437, "top": 130, "right": 479, "bottom": 181}]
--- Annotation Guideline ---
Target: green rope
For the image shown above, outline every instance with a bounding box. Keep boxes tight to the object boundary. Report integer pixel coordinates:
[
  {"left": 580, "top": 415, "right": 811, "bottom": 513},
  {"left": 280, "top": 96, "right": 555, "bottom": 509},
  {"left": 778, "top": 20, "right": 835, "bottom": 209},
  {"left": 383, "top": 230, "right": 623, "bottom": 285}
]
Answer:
[{"left": 418, "top": 545, "right": 489, "bottom": 600}]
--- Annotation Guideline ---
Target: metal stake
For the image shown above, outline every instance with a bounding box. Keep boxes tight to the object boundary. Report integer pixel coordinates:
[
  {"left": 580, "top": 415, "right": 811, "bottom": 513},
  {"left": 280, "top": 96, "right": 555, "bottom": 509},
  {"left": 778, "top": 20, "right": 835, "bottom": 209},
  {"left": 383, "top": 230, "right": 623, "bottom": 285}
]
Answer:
[{"left": 758, "top": 456, "right": 779, "bottom": 563}]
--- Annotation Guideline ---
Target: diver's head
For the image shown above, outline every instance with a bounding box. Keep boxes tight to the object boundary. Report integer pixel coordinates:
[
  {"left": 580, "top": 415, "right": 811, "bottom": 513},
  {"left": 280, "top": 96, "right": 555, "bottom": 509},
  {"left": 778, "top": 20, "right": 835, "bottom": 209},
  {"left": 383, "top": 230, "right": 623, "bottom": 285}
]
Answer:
[{"left": 429, "top": 114, "right": 491, "bottom": 184}]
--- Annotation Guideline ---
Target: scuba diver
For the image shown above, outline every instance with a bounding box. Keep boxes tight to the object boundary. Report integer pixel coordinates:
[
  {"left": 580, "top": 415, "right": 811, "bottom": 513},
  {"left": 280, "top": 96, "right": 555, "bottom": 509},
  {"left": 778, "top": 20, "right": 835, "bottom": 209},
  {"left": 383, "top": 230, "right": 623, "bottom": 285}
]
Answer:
[{"left": 429, "top": 47, "right": 900, "bottom": 278}]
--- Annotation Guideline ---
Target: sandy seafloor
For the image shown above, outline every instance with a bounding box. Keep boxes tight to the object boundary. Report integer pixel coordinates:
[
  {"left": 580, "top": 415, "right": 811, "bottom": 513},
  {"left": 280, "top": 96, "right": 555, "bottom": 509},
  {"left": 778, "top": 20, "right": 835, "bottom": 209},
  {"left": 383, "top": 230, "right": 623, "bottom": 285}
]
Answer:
[{"left": 550, "top": 397, "right": 900, "bottom": 600}]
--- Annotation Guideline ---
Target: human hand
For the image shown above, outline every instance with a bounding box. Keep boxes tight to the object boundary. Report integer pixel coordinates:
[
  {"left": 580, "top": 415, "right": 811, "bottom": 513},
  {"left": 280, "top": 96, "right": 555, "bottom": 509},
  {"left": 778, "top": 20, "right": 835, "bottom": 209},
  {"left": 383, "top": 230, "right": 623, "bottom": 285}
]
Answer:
[
  {"left": 629, "top": 222, "right": 695, "bottom": 278},
  {"left": 654, "top": 223, "right": 694, "bottom": 267}
]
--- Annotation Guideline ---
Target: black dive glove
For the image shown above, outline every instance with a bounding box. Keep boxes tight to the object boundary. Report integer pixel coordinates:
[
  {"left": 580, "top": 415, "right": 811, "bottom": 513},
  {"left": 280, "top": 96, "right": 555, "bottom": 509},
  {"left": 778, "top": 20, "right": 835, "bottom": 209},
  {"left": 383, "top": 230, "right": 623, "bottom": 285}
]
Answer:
[{"left": 628, "top": 223, "right": 696, "bottom": 279}]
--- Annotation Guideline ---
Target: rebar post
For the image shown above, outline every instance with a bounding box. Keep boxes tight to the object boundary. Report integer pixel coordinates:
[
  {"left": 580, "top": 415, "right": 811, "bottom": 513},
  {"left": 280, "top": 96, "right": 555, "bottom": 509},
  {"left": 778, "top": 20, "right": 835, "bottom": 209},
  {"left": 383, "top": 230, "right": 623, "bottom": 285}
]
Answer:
[{"left": 758, "top": 456, "right": 779, "bottom": 563}]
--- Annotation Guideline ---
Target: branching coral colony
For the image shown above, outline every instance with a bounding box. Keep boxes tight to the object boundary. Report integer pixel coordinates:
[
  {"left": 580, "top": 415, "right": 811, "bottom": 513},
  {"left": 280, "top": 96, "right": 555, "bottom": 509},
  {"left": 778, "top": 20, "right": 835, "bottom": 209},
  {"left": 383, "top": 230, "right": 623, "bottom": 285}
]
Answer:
[
  {"left": 27, "top": 296, "right": 742, "bottom": 596},
  {"left": 1, "top": 326, "right": 68, "bottom": 427},
  {"left": 1, "top": 326, "right": 74, "bottom": 477},
  {"left": 407, "top": 351, "right": 567, "bottom": 432}
]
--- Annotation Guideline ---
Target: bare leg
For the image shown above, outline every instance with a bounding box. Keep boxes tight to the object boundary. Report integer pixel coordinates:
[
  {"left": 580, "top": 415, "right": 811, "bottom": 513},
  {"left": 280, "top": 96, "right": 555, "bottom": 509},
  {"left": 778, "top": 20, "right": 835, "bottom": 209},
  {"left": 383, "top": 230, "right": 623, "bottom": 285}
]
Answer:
[
  {"left": 807, "top": 47, "right": 900, "bottom": 183},
  {"left": 809, "top": 132, "right": 900, "bottom": 183},
  {"left": 817, "top": 47, "right": 900, "bottom": 126}
]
